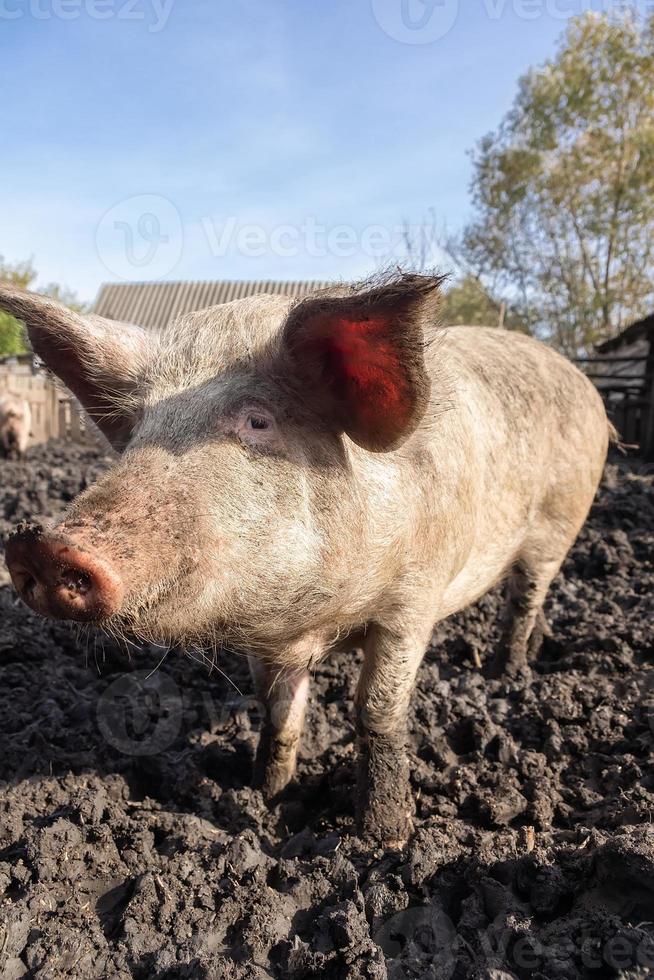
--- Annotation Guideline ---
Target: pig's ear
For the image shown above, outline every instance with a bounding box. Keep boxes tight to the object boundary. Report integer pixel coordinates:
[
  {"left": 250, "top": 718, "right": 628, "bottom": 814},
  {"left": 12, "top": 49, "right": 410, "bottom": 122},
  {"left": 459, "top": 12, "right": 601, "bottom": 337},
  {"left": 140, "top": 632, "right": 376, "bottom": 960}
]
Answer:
[
  {"left": 0, "top": 283, "right": 149, "bottom": 450},
  {"left": 282, "top": 274, "right": 442, "bottom": 452}
]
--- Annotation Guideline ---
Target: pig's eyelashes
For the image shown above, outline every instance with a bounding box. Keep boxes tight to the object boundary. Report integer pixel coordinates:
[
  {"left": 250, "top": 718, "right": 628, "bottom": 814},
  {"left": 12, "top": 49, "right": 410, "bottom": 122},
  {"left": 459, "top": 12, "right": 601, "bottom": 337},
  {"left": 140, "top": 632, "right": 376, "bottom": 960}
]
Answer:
[{"left": 248, "top": 414, "right": 270, "bottom": 430}]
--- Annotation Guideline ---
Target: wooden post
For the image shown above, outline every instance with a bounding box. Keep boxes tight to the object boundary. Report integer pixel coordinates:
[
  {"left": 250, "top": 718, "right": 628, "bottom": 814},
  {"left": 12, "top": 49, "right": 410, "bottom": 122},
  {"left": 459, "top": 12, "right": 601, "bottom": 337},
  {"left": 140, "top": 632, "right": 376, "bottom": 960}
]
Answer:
[{"left": 70, "top": 401, "right": 83, "bottom": 441}]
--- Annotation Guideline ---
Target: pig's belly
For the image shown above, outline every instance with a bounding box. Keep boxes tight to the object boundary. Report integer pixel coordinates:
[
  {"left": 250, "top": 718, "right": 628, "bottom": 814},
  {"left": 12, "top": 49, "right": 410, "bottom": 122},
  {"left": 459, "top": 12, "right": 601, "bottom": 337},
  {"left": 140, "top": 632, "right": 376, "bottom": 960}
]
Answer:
[{"left": 436, "top": 531, "right": 524, "bottom": 621}]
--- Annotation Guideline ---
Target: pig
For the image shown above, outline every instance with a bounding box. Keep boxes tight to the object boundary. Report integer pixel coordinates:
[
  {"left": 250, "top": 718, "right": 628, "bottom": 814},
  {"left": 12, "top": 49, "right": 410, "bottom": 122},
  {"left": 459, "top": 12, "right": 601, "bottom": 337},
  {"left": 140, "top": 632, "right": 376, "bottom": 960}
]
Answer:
[
  {"left": 0, "top": 391, "right": 31, "bottom": 459},
  {"left": 0, "top": 275, "right": 611, "bottom": 847}
]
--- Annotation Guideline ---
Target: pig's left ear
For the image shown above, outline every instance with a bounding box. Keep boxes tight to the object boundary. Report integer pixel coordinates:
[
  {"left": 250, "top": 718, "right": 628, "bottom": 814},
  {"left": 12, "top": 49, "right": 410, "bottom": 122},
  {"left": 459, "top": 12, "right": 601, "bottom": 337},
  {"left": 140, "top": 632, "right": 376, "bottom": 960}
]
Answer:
[
  {"left": 282, "top": 274, "right": 442, "bottom": 452},
  {"left": 0, "top": 283, "right": 150, "bottom": 450}
]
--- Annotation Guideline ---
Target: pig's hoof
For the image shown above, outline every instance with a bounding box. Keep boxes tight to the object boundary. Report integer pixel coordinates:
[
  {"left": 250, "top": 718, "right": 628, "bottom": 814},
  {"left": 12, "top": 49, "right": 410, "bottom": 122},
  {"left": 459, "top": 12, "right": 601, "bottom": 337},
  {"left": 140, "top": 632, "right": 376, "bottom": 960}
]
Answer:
[
  {"left": 253, "top": 756, "right": 297, "bottom": 804},
  {"left": 365, "top": 828, "right": 413, "bottom": 852},
  {"left": 358, "top": 810, "right": 414, "bottom": 851},
  {"left": 385, "top": 828, "right": 414, "bottom": 852},
  {"left": 485, "top": 645, "right": 531, "bottom": 681},
  {"left": 252, "top": 734, "right": 297, "bottom": 803},
  {"left": 527, "top": 628, "right": 545, "bottom": 662},
  {"left": 504, "top": 656, "right": 532, "bottom": 682},
  {"left": 254, "top": 772, "right": 293, "bottom": 805}
]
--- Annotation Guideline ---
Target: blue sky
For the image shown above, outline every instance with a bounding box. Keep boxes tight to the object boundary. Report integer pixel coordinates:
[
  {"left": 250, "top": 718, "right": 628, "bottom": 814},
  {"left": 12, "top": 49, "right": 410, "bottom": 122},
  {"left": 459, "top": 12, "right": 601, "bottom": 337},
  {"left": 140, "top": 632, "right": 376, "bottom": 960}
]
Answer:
[{"left": 0, "top": 0, "right": 643, "bottom": 302}]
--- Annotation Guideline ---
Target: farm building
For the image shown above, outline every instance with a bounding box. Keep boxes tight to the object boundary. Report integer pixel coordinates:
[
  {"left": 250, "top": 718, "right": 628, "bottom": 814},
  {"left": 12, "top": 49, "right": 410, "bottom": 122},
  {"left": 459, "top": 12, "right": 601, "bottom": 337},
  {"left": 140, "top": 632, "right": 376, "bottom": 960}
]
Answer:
[
  {"left": 580, "top": 313, "right": 654, "bottom": 458},
  {"left": 93, "top": 278, "right": 331, "bottom": 331}
]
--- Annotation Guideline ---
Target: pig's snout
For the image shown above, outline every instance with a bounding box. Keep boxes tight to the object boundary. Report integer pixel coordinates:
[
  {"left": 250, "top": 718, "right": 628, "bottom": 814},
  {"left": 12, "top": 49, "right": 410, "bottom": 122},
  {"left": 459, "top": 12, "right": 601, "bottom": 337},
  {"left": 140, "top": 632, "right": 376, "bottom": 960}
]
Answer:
[{"left": 5, "top": 526, "right": 124, "bottom": 622}]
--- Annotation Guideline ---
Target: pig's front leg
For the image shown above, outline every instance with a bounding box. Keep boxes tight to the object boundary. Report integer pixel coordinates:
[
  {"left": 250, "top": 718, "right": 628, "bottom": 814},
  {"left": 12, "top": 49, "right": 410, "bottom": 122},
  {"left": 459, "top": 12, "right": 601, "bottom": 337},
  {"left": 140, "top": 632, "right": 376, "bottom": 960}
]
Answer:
[
  {"left": 355, "top": 621, "right": 429, "bottom": 849},
  {"left": 249, "top": 657, "right": 310, "bottom": 801}
]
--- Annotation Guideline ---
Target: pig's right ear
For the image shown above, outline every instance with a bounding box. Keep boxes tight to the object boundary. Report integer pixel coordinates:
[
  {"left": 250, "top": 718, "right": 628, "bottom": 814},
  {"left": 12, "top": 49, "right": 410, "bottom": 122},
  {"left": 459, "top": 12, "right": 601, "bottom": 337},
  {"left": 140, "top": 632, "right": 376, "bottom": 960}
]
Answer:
[
  {"left": 0, "top": 283, "right": 149, "bottom": 450},
  {"left": 282, "top": 274, "right": 442, "bottom": 452}
]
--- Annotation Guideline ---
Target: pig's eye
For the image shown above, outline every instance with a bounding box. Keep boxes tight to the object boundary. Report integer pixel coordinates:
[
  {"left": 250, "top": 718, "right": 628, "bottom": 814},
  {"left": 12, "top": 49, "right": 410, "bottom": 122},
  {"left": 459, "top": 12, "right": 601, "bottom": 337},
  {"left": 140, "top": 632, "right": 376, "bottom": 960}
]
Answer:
[{"left": 235, "top": 407, "right": 280, "bottom": 450}]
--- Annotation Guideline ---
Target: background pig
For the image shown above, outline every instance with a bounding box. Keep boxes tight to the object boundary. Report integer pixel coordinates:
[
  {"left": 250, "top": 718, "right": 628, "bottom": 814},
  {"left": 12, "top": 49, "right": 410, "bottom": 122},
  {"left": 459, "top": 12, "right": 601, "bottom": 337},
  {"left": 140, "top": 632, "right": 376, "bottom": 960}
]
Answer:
[
  {"left": 0, "top": 274, "right": 610, "bottom": 847},
  {"left": 0, "top": 391, "right": 31, "bottom": 459}
]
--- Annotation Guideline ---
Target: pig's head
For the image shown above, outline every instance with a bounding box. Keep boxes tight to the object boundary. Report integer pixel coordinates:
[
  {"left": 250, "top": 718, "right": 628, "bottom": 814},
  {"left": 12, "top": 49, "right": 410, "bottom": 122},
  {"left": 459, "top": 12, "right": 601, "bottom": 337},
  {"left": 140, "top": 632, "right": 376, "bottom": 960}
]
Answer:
[{"left": 0, "top": 275, "right": 441, "bottom": 655}]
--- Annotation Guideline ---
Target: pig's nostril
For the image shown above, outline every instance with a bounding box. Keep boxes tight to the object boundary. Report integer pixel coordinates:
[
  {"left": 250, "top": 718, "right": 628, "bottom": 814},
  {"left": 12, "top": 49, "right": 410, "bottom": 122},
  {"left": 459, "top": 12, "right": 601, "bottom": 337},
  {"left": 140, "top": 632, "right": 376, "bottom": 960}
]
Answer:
[
  {"left": 6, "top": 530, "right": 124, "bottom": 622},
  {"left": 60, "top": 568, "right": 93, "bottom": 596},
  {"left": 9, "top": 565, "right": 38, "bottom": 599}
]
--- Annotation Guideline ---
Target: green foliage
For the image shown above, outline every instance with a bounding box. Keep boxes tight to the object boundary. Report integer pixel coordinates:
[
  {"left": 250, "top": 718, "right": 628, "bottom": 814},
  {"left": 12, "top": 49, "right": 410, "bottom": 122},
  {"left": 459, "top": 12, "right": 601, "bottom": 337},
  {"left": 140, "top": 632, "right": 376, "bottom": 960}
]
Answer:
[
  {"left": 0, "top": 257, "right": 88, "bottom": 358},
  {"left": 441, "top": 274, "right": 523, "bottom": 329},
  {"left": 0, "top": 257, "right": 36, "bottom": 357},
  {"left": 462, "top": 12, "right": 654, "bottom": 354}
]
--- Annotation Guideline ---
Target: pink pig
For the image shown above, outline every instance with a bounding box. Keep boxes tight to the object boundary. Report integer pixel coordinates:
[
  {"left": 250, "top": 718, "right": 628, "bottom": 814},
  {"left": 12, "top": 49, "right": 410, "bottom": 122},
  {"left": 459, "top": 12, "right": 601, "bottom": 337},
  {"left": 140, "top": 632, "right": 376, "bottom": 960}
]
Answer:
[
  {"left": 0, "top": 391, "right": 31, "bottom": 459},
  {"left": 0, "top": 275, "right": 610, "bottom": 846}
]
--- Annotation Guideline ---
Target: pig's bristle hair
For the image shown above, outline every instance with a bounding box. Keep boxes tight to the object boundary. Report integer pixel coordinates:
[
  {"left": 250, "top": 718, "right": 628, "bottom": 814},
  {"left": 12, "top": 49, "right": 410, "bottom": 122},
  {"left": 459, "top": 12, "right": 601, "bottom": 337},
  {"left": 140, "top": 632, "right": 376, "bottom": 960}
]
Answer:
[
  {"left": 5, "top": 272, "right": 461, "bottom": 659},
  {"left": 7, "top": 271, "right": 454, "bottom": 451},
  {"left": 127, "top": 269, "right": 448, "bottom": 393}
]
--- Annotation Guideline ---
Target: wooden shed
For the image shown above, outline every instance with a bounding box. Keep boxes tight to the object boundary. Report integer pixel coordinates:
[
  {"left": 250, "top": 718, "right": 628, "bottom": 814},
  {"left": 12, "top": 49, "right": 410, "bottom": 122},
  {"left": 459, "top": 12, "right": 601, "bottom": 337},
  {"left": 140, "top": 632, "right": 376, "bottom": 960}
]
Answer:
[{"left": 578, "top": 313, "right": 654, "bottom": 458}]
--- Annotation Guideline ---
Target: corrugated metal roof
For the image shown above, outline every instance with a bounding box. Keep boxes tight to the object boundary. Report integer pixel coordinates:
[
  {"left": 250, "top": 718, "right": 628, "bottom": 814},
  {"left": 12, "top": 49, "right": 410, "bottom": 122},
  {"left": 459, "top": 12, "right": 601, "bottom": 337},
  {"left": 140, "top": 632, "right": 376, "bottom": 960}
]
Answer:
[{"left": 93, "top": 279, "right": 332, "bottom": 330}]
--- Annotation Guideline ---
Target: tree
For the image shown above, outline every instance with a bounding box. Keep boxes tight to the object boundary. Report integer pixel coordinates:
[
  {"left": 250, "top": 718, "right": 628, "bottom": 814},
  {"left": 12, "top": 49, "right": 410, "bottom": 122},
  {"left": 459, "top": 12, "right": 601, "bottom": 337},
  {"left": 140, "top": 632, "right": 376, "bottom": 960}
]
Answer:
[
  {"left": 461, "top": 12, "right": 654, "bottom": 355},
  {"left": 442, "top": 274, "right": 508, "bottom": 327},
  {"left": 397, "top": 215, "right": 524, "bottom": 328},
  {"left": 0, "top": 257, "right": 36, "bottom": 356},
  {"left": 0, "top": 257, "right": 88, "bottom": 357}
]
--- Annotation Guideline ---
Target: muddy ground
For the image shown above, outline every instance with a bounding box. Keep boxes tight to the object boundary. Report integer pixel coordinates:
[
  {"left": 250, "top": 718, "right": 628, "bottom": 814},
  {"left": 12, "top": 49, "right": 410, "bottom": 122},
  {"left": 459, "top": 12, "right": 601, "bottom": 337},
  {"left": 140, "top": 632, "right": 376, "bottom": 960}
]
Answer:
[{"left": 0, "top": 442, "right": 653, "bottom": 980}]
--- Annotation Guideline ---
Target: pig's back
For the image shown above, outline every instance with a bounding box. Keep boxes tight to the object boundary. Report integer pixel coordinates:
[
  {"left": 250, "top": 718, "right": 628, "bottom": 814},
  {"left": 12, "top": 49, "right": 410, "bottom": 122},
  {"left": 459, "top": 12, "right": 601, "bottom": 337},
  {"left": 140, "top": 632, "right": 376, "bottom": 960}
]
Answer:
[
  {"left": 435, "top": 325, "right": 607, "bottom": 460},
  {"left": 417, "top": 326, "right": 609, "bottom": 615}
]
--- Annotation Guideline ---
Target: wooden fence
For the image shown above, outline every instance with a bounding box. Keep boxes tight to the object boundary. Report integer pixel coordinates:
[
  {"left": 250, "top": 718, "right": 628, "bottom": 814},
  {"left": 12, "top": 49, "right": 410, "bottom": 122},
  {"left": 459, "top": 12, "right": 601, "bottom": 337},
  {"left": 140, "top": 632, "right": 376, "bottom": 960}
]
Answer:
[
  {"left": 0, "top": 362, "right": 97, "bottom": 445},
  {"left": 3, "top": 351, "right": 653, "bottom": 455},
  {"left": 575, "top": 353, "right": 654, "bottom": 456}
]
